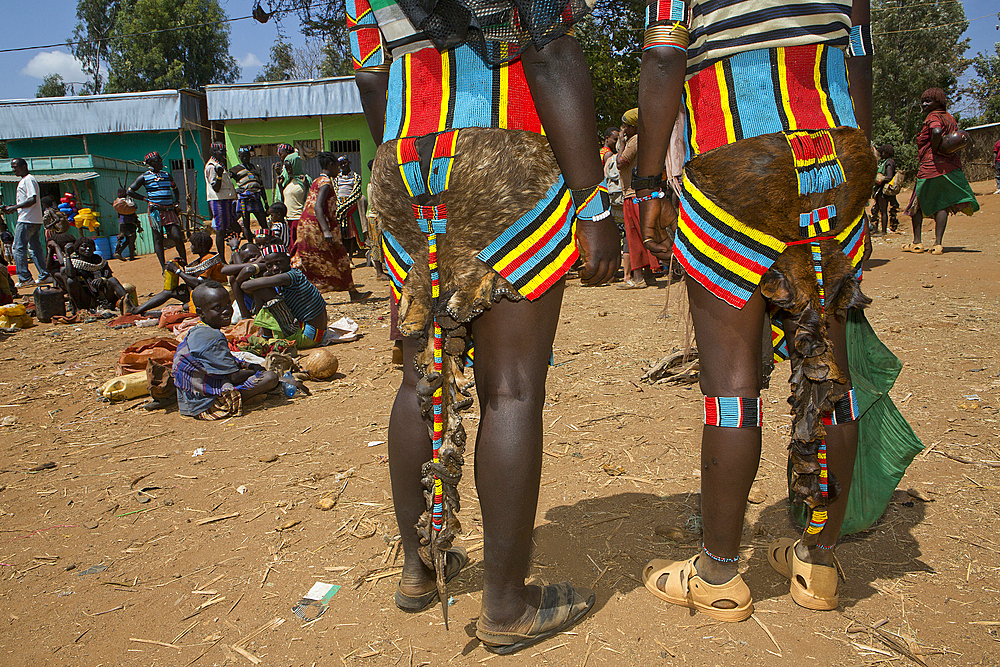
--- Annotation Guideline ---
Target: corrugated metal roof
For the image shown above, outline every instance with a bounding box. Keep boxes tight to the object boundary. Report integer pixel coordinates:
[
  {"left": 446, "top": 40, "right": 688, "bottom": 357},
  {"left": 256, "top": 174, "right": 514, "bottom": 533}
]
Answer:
[
  {"left": 0, "top": 154, "right": 141, "bottom": 174},
  {"left": 0, "top": 89, "right": 204, "bottom": 141},
  {"left": 0, "top": 172, "right": 98, "bottom": 183},
  {"left": 205, "top": 77, "right": 363, "bottom": 121}
]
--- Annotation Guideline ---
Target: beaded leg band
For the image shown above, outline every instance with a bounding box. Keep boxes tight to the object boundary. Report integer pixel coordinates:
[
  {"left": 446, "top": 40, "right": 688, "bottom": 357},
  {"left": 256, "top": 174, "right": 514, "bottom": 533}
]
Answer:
[
  {"left": 821, "top": 388, "right": 858, "bottom": 426},
  {"left": 570, "top": 184, "right": 611, "bottom": 223},
  {"left": 704, "top": 397, "right": 762, "bottom": 428},
  {"left": 703, "top": 544, "right": 738, "bottom": 563}
]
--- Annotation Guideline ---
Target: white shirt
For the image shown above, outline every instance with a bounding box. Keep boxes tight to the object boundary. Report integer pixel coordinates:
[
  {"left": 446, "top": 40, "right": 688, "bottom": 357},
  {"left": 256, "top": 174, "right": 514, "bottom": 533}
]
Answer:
[
  {"left": 205, "top": 158, "right": 236, "bottom": 201},
  {"left": 15, "top": 174, "right": 42, "bottom": 225}
]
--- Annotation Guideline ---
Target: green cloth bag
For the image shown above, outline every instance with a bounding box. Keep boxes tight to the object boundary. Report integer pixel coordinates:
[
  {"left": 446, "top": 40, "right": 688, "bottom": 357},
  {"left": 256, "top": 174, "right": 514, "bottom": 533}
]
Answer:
[{"left": 789, "top": 309, "right": 924, "bottom": 535}]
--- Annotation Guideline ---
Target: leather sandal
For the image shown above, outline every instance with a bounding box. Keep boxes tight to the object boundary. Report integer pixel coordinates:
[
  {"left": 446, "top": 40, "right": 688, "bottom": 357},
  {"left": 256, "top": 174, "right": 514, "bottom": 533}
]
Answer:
[
  {"left": 930, "top": 244, "right": 944, "bottom": 255},
  {"left": 901, "top": 242, "right": 923, "bottom": 253},
  {"left": 394, "top": 546, "right": 468, "bottom": 613},
  {"left": 476, "top": 581, "right": 595, "bottom": 655},
  {"left": 642, "top": 555, "right": 753, "bottom": 622},
  {"left": 767, "top": 538, "right": 840, "bottom": 610}
]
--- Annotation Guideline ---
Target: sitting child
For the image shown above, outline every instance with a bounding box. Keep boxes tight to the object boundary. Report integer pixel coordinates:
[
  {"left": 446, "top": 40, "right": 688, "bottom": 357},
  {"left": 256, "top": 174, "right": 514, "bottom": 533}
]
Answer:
[
  {"left": 133, "top": 231, "right": 226, "bottom": 316},
  {"left": 62, "top": 237, "right": 131, "bottom": 313},
  {"left": 238, "top": 246, "right": 328, "bottom": 349},
  {"left": 172, "top": 281, "right": 307, "bottom": 419},
  {"left": 221, "top": 242, "right": 261, "bottom": 320},
  {"left": 255, "top": 202, "right": 291, "bottom": 253},
  {"left": 113, "top": 188, "right": 141, "bottom": 261}
]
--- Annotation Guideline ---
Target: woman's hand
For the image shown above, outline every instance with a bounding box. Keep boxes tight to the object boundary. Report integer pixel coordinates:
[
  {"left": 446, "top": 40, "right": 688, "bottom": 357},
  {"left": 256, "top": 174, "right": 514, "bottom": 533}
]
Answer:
[
  {"left": 323, "top": 229, "right": 335, "bottom": 241},
  {"left": 576, "top": 216, "right": 621, "bottom": 285},
  {"left": 639, "top": 191, "right": 677, "bottom": 261}
]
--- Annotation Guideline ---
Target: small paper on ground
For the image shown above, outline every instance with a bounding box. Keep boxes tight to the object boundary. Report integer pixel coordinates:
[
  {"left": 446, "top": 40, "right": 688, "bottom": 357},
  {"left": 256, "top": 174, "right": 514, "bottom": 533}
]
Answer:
[{"left": 292, "top": 582, "right": 341, "bottom": 621}]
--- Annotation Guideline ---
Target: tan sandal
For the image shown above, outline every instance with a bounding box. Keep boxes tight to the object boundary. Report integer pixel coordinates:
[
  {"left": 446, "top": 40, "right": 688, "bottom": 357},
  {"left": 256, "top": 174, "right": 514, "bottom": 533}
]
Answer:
[
  {"left": 767, "top": 538, "right": 840, "bottom": 610},
  {"left": 642, "top": 555, "right": 753, "bottom": 622},
  {"left": 930, "top": 244, "right": 944, "bottom": 255},
  {"left": 476, "top": 581, "right": 595, "bottom": 655},
  {"left": 901, "top": 243, "right": 923, "bottom": 253}
]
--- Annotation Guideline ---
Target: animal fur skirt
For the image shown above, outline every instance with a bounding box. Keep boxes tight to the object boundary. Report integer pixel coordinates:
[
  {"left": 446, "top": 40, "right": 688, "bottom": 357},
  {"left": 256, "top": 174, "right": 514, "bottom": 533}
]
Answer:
[
  {"left": 370, "top": 127, "right": 575, "bottom": 600},
  {"left": 673, "top": 126, "right": 877, "bottom": 521}
]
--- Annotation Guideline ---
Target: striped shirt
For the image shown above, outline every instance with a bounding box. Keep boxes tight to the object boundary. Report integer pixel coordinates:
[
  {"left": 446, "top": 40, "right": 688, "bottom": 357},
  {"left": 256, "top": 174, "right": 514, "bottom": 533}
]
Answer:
[
  {"left": 686, "top": 0, "right": 852, "bottom": 77},
  {"left": 279, "top": 269, "right": 327, "bottom": 323},
  {"left": 141, "top": 170, "right": 176, "bottom": 206}
]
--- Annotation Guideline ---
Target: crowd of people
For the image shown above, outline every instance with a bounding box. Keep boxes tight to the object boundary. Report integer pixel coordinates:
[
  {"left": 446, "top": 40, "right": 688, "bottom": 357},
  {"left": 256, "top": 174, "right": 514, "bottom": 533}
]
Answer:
[{"left": 0, "top": 0, "right": 991, "bottom": 656}]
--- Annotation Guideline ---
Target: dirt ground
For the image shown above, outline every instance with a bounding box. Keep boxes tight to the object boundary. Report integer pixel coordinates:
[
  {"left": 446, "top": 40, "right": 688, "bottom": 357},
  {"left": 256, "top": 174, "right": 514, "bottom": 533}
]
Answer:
[{"left": 1, "top": 182, "right": 999, "bottom": 667}]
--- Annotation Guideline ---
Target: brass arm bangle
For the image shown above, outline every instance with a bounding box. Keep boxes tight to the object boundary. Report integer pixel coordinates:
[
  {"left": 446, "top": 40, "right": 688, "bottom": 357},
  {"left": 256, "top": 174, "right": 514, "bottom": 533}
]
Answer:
[{"left": 643, "top": 23, "right": 689, "bottom": 51}]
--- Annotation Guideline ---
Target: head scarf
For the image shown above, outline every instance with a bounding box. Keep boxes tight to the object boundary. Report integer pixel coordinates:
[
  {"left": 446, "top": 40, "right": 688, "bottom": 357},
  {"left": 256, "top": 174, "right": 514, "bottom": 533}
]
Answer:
[
  {"left": 277, "top": 143, "right": 293, "bottom": 155},
  {"left": 144, "top": 151, "right": 161, "bottom": 164},
  {"left": 282, "top": 151, "right": 311, "bottom": 191},
  {"left": 622, "top": 108, "right": 639, "bottom": 127}
]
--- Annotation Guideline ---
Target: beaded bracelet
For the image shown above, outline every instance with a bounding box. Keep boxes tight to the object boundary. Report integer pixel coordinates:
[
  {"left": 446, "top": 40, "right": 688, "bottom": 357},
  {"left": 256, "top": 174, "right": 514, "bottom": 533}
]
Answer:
[{"left": 632, "top": 190, "right": 665, "bottom": 204}]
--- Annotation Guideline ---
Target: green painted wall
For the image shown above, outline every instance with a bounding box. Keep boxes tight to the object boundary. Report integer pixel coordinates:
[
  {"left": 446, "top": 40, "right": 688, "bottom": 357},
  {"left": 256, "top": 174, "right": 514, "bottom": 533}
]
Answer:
[{"left": 222, "top": 114, "right": 376, "bottom": 191}]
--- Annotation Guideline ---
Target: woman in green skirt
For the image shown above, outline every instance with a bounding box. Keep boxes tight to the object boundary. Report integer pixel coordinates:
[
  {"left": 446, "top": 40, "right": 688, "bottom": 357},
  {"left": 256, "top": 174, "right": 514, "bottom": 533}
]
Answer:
[{"left": 902, "top": 87, "right": 979, "bottom": 255}]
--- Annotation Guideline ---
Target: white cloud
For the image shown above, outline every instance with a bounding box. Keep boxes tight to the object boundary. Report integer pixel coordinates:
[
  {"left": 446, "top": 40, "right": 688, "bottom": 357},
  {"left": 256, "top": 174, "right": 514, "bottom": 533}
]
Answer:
[
  {"left": 21, "top": 51, "right": 87, "bottom": 83},
  {"left": 238, "top": 52, "right": 263, "bottom": 69}
]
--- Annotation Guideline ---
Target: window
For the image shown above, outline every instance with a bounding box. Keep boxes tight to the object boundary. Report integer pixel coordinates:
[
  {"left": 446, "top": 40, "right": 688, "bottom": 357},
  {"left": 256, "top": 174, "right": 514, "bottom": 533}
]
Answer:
[
  {"left": 330, "top": 140, "right": 361, "bottom": 154},
  {"left": 169, "top": 159, "right": 195, "bottom": 171}
]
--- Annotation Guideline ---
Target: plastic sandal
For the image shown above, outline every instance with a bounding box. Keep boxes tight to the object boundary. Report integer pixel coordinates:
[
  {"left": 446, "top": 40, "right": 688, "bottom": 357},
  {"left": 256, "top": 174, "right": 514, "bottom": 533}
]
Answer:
[
  {"left": 477, "top": 582, "right": 595, "bottom": 655},
  {"left": 930, "top": 245, "right": 944, "bottom": 255},
  {"left": 394, "top": 546, "right": 468, "bottom": 612},
  {"left": 642, "top": 555, "right": 753, "bottom": 622},
  {"left": 901, "top": 243, "right": 923, "bottom": 253},
  {"left": 767, "top": 538, "right": 840, "bottom": 611}
]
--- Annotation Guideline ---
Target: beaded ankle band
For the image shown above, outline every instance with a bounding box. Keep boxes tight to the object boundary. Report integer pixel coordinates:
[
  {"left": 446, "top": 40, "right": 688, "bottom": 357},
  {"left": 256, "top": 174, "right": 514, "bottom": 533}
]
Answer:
[{"left": 702, "top": 544, "right": 739, "bottom": 563}]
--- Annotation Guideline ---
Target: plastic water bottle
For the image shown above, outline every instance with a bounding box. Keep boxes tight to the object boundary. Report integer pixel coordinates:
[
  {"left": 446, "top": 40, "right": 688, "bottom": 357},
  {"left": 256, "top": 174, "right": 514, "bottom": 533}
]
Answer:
[{"left": 280, "top": 372, "right": 298, "bottom": 398}]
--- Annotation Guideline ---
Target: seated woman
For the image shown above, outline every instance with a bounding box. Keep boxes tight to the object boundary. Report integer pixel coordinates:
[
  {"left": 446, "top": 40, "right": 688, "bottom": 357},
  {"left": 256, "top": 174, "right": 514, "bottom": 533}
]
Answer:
[
  {"left": 221, "top": 241, "right": 262, "bottom": 321},
  {"left": 238, "top": 247, "right": 329, "bottom": 349},
  {"left": 61, "top": 237, "right": 131, "bottom": 313},
  {"left": 132, "top": 232, "right": 225, "bottom": 316},
  {"left": 172, "top": 281, "right": 306, "bottom": 420}
]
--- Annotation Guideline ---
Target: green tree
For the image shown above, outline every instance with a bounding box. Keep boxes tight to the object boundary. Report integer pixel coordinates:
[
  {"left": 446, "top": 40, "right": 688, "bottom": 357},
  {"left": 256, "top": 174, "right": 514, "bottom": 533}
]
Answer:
[
  {"left": 968, "top": 44, "right": 1000, "bottom": 125},
  {"left": 255, "top": 41, "right": 297, "bottom": 82},
  {"left": 576, "top": 0, "right": 645, "bottom": 132},
  {"left": 36, "top": 74, "right": 68, "bottom": 98},
  {"left": 318, "top": 38, "right": 354, "bottom": 78},
  {"left": 266, "top": 0, "right": 356, "bottom": 79},
  {"left": 70, "top": 0, "right": 133, "bottom": 94},
  {"left": 102, "top": 0, "right": 240, "bottom": 93},
  {"left": 872, "top": 0, "right": 970, "bottom": 146}
]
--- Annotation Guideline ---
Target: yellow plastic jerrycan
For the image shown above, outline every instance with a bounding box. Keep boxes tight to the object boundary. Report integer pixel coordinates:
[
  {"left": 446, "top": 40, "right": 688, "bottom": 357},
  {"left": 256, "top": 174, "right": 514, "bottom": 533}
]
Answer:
[{"left": 99, "top": 370, "right": 150, "bottom": 401}]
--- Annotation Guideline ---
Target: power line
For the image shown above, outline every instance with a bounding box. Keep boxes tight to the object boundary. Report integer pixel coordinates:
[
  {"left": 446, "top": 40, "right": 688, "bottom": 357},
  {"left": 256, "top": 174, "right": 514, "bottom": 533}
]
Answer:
[{"left": 0, "top": 14, "right": 256, "bottom": 54}]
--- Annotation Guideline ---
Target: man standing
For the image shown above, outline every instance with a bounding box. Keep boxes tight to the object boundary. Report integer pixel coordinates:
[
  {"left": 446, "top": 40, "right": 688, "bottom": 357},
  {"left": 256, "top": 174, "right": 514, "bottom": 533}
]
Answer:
[
  {"left": 128, "top": 152, "right": 187, "bottom": 269},
  {"left": 3, "top": 159, "right": 51, "bottom": 287},
  {"left": 205, "top": 143, "right": 237, "bottom": 258},
  {"left": 616, "top": 109, "right": 659, "bottom": 289}
]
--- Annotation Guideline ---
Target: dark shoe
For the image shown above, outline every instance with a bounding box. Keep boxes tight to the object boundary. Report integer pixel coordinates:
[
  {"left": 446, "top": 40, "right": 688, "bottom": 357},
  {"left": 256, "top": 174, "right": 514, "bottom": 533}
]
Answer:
[
  {"left": 476, "top": 582, "right": 596, "bottom": 655},
  {"left": 394, "top": 546, "right": 468, "bottom": 612}
]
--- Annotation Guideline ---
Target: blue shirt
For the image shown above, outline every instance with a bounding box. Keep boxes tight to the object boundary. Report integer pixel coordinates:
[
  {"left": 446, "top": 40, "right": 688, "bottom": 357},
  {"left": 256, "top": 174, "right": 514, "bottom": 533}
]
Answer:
[
  {"left": 279, "top": 269, "right": 326, "bottom": 323},
  {"left": 141, "top": 170, "right": 176, "bottom": 206}
]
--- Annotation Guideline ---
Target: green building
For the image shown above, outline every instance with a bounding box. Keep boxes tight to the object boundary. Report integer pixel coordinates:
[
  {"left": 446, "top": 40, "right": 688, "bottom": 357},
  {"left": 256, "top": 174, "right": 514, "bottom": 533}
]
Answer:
[
  {"left": 205, "top": 77, "right": 374, "bottom": 196},
  {"left": 0, "top": 90, "right": 209, "bottom": 257}
]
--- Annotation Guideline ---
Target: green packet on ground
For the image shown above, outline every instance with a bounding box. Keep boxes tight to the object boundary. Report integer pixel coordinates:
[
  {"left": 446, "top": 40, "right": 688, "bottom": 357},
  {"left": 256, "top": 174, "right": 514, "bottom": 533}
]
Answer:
[{"left": 789, "top": 309, "right": 924, "bottom": 535}]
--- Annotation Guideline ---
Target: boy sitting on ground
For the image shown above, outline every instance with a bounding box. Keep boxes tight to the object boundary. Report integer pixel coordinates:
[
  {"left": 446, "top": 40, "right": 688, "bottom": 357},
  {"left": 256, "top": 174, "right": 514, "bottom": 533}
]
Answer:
[
  {"left": 221, "top": 242, "right": 261, "bottom": 321},
  {"left": 62, "top": 237, "right": 131, "bottom": 313},
  {"left": 42, "top": 197, "right": 76, "bottom": 286},
  {"left": 173, "top": 281, "right": 307, "bottom": 420},
  {"left": 237, "top": 246, "right": 328, "bottom": 349},
  {"left": 132, "top": 231, "right": 225, "bottom": 316}
]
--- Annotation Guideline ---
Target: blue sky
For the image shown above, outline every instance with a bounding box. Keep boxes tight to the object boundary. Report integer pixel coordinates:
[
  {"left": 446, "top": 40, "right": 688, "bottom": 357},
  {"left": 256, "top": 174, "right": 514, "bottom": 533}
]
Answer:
[{"left": 0, "top": 0, "right": 997, "bottom": 105}]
